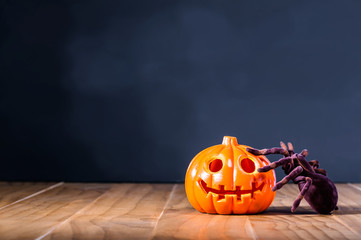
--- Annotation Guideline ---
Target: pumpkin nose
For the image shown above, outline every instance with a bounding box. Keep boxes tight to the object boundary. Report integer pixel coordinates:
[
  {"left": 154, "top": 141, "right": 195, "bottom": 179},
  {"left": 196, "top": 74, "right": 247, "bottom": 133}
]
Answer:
[{"left": 240, "top": 158, "right": 256, "bottom": 173}]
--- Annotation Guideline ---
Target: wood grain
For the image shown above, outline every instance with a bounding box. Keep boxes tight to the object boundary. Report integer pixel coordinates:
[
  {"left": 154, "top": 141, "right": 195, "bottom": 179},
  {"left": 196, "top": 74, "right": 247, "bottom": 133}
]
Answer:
[
  {"left": 0, "top": 183, "right": 110, "bottom": 240},
  {"left": 152, "top": 184, "right": 361, "bottom": 240},
  {"left": 151, "top": 184, "right": 256, "bottom": 240},
  {"left": 331, "top": 184, "right": 361, "bottom": 236},
  {"left": 0, "top": 183, "right": 360, "bottom": 240},
  {"left": 248, "top": 184, "right": 360, "bottom": 240},
  {"left": 42, "top": 184, "right": 174, "bottom": 240},
  {"left": 0, "top": 182, "right": 60, "bottom": 209}
]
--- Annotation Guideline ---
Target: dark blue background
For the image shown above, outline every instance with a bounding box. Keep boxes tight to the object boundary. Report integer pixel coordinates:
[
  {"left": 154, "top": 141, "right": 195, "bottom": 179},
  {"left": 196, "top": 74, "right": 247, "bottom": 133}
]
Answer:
[{"left": 1, "top": 0, "right": 361, "bottom": 182}]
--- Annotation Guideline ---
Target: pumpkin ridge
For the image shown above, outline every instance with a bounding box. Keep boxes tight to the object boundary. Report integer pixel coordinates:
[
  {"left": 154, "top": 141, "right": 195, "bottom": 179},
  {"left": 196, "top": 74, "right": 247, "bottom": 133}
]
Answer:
[
  {"left": 186, "top": 145, "right": 224, "bottom": 213},
  {"left": 209, "top": 144, "right": 227, "bottom": 213},
  {"left": 193, "top": 144, "right": 226, "bottom": 214},
  {"left": 236, "top": 145, "right": 250, "bottom": 157},
  {"left": 229, "top": 143, "right": 236, "bottom": 191},
  {"left": 260, "top": 184, "right": 274, "bottom": 212}
]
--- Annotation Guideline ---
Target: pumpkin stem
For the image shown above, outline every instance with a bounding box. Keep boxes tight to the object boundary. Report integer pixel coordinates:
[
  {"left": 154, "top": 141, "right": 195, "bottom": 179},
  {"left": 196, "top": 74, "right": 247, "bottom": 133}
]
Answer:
[{"left": 222, "top": 136, "right": 238, "bottom": 146}]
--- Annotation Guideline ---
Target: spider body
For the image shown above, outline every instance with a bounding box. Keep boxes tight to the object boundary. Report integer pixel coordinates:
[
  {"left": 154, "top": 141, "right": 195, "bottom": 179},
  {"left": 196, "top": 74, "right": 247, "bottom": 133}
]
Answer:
[{"left": 247, "top": 142, "right": 338, "bottom": 214}]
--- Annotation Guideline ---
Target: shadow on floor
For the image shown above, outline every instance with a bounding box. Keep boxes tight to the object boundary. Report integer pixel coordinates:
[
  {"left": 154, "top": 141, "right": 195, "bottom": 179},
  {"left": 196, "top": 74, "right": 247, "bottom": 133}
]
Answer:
[{"left": 263, "top": 205, "right": 361, "bottom": 215}]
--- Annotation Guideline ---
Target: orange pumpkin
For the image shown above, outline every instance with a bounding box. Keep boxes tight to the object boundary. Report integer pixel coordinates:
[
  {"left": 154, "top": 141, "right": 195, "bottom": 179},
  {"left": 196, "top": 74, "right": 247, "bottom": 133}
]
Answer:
[{"left": 185, "top": 136, "right": 276, "bottom": 214}]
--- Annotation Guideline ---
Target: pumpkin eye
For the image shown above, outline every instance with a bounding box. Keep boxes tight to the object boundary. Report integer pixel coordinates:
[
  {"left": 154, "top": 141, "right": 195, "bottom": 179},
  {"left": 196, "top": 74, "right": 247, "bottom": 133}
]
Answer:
[
  {"left": 240, "top": 158, "right": 256, "bottom": 173},
  {"left": 209, "top": 159, "right": 223, "bottom": 172}
]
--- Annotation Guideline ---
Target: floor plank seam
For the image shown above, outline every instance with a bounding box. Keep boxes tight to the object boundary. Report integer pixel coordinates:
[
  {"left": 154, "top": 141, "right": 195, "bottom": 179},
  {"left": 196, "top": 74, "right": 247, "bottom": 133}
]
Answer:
[
  {"left": 34, "top": 185, "right": 112, "bottom": 240},
  {"left": 245, "top": 217, "right": 258, "bottom": 240},
  {"left": 35, "top": 187, "right": 114, "bottom": 240},
  {"left": 331, "top": 215, "right": 359, "bottom": 236},
  {"left": 347, "top": 183, "right": 361, "bottom": 192},
  {"left": 0, "top": 182, "right": 64, "bottom": 211},
  {"left": 150, "top": 184, "right": 177, "bottom": 240}
]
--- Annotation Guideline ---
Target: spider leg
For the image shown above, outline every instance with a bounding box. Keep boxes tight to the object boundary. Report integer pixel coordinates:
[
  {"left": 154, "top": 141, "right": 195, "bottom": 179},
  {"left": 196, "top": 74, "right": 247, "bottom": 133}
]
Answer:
[
  {"left": 296, "top": 153, "right": 315, "bottom": 173},
  {"left": 246, "top": 147, "right": 288, "bottom": 156},
  {"left": 280, "top": 141, "right": 289, "bottom": 156},
  {"left": 291, "top": 176, "right": 312, "bottom": 213},
  {"left": 315, "top": 168, "right": 327, "bottom": 176},
  {"left": 258, "top": 156, "right": 294, "bottom": 172},
  {"left": 309, "top": 160, "right": 319, "bottom": 169},
  {"left": 272, "top": 166, "right": 303, "bottom": 191},
  {"left": 287, "top": 142, "right": 294, "bottom": 155},
  {"left": 300, "top": 149, "right": 309, "bottom": 157}
]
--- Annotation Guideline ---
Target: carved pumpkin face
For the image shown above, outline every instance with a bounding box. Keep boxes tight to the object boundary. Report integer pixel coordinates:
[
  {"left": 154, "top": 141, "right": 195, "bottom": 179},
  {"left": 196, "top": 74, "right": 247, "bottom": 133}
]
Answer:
[{"left": 185, "top": 136, "right": 276, "bottom": 214}]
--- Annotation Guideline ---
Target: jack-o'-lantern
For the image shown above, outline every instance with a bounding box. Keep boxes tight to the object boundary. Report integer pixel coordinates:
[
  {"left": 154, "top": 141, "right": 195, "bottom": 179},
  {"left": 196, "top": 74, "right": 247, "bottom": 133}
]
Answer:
[{"left": 185, "top": 136, "right": 276, "bottom": 214}]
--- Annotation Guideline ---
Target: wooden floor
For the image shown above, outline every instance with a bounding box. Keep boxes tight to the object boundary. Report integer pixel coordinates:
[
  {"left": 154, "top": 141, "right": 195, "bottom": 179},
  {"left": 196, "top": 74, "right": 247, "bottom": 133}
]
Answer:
[{"left": 0, "top": 183, "right": 360, "bottom": 240}]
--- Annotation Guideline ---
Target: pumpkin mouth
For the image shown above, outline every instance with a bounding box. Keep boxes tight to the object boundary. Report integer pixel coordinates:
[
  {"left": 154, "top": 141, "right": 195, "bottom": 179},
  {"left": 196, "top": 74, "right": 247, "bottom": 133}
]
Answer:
[{"left": 198, "top": 179, "right": 265, "bottom": 200}]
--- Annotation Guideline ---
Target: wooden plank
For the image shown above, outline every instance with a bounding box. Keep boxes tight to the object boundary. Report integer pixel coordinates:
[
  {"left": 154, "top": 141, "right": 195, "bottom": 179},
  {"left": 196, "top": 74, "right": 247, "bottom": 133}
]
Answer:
[
  {"left": 0, "top": 183, "right": 111, "bottom": 240},
  {"left": 349, "top": 183, "right": 361, "bottom": 192},
  {"left": 331, "top": 184, "right": 361, "bottom": 236},
  {"left": 248, "top": 184, "right": 360, "bottom": 240},
  {"left": 0, "top": 182, "right": 61, "bottom": 209},
  {"left": 42, "top": 184, "right": 174, "bottom": 240}
]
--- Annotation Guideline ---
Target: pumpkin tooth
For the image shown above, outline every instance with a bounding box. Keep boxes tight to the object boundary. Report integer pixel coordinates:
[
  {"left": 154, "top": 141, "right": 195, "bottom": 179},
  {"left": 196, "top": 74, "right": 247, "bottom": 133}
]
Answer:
[
  {"left": 210, "top": 192, "right": 218, "bottom": 201},
  {"left": 218, "top": 195, "right": 225, "bottom": 201}
]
